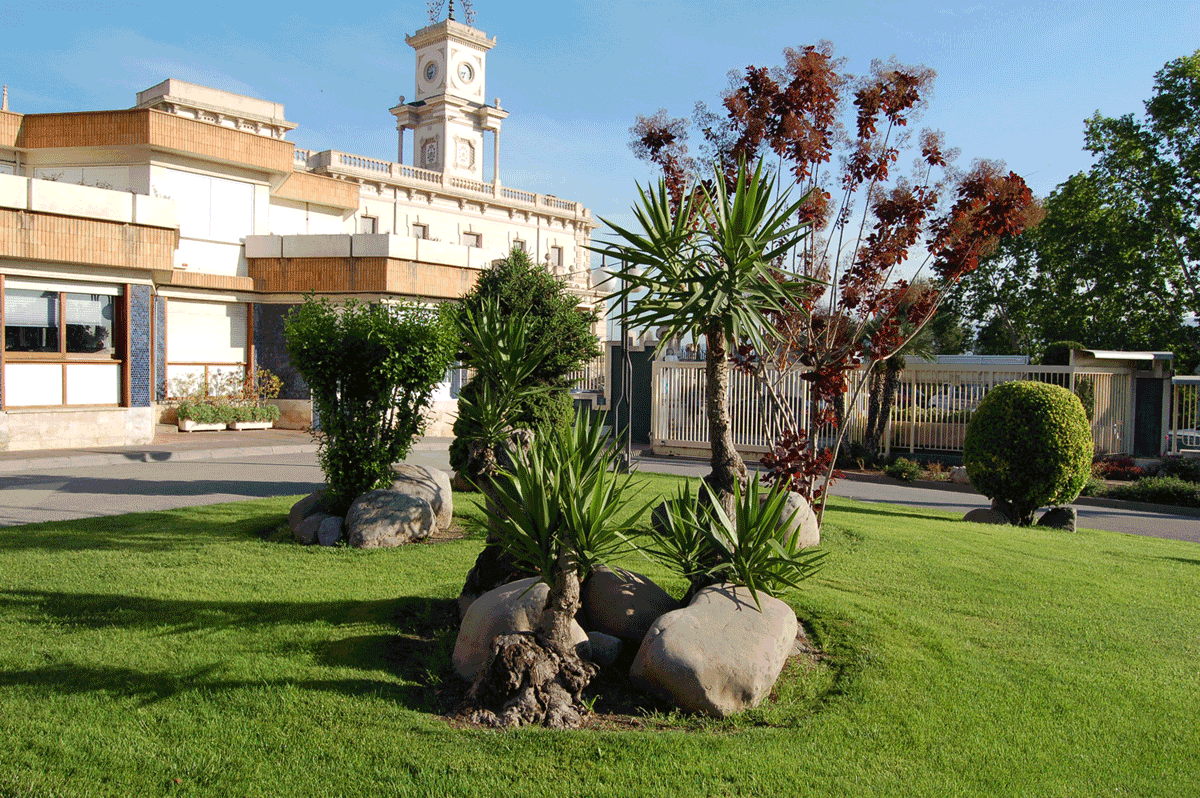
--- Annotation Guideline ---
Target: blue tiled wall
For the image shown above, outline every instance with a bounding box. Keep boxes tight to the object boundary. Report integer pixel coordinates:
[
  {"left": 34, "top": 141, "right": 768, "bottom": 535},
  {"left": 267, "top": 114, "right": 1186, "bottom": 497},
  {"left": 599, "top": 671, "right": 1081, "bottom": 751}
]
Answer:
[
  {"left": 129, "top": 285, "right": 152, "bottom": 407},
  {"left": 155, "top": 296, "right": 166, "bottom": 401},
  {"left": 253, "top": 303, "right": 310, "bottom": 400}
]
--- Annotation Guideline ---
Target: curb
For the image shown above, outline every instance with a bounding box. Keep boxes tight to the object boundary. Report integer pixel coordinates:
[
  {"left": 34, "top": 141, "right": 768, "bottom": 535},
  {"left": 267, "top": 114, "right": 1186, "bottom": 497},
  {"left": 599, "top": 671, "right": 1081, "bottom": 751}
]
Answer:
[{"left": 837, "top": 470, "right": 1200, "bottom": 519}]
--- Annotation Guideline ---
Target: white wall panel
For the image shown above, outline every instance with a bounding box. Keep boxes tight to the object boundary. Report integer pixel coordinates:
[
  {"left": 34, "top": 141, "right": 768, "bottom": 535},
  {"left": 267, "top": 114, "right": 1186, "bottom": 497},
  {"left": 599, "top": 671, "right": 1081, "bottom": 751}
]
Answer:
[
  {"left": 4, "top": 363, "right": 64, "bottom": 406},
  {"left": 65, "top": 363, "right": 120, "bottom": 405},
  {"left": 166, "top": 300, "right": 247, "bottom": 363}
]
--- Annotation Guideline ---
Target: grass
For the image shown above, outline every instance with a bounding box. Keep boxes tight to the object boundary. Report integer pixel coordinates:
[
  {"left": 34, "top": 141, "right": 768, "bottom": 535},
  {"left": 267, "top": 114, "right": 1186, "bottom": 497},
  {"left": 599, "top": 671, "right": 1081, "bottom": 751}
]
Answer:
[{"left": 1, "top": 473, "right": 1198, "bottom": 797}]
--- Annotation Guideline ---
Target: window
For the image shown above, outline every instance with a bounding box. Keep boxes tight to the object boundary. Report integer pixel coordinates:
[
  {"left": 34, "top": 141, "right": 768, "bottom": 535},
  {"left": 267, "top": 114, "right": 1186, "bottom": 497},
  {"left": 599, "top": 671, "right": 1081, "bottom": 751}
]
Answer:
[
  {"left": 463, "top": 232, "right": 482, "bottom": 248},
  {"left": 412, "top": 223, "right": 429, "bottom": 240},
  {"left": 550, "top": 246, "right": 564, "bottom": 269},
  {"left": 358, "top": 215, "right": 378, "bottom": 234},
  {"left": 5, "top": 288, "right": 115, "bottom": 356},
  {"left": 513, "top": 239, "right": 527, "bottom": 253}
]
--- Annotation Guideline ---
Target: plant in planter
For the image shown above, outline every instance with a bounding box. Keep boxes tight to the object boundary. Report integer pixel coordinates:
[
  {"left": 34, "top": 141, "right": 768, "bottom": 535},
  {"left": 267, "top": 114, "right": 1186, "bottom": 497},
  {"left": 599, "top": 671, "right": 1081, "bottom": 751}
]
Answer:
[
  {"left": 171, "top": 373, "right": 228, "bottom": 432},
  {"left": 219, "top": 369, "right": 284, "bottom": 430}
]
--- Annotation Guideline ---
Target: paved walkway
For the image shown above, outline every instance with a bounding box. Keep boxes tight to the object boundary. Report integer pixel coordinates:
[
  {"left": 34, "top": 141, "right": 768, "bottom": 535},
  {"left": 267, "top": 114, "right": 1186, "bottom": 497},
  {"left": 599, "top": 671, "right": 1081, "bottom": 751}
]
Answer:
[{"left": 0, "top": 428, "right": 1195, "bottom": 543}]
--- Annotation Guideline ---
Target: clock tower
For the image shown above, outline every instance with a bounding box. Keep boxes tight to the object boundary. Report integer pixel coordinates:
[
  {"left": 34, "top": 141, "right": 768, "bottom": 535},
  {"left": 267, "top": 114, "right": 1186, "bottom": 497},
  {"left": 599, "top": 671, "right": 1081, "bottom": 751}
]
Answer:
[{"left": 391, "top": 9, "right": 508, "bottom": 184}]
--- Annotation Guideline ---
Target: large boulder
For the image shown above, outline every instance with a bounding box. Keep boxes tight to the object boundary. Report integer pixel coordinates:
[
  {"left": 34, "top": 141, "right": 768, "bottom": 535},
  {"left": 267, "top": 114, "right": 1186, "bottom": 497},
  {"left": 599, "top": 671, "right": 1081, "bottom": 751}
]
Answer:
[
  {"left": 963, "top": 507, "right": 1011, "bottom": 525},
  {"left": 453, "top": 577, "right": 590, "bottom": 681},
  {"left": 630, "top": 584, "right": 798, "bottom": 718},
  {"left": 345, "top": 490, "right": 435, "bottom": 548},
  {"left": 391, "top": 464, "right": 453, "bottom": 532},
  {"left": 950, "top": 466, "right": 971, "bottom": 485},
  {"left": 773, "top": 491, "right": 820, "bottom": 549},
  {"left": 317, "top": 515, "right": 343, "bottom": 546},
  {"left": 582, "top": 565, "right": 680, "bottom": 642},
  {"left": 1037, "top": 505, "right": 1077, "bottom": 532}
]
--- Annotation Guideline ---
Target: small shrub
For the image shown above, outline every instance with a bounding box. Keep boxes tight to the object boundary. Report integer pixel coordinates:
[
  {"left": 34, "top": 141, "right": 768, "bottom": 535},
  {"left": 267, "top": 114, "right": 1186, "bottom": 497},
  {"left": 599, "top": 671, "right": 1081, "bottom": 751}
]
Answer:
[
  {"left": 885, "top": 458, "right": 921, "bottom": 483},
  {"left": 175, "top": 401, "right": 227, "bottom": 424},
  {"left": 1158, "top": 455, "right": 1200, "bottom": 484},
  {"left": 1105, "top": 476, "right": 1200, "bottom": 508},
  {"left": 963, "top": 381, "right": 1093, "bottom": 526},
  {"left": 284, "top": 297, "right": 457, "bottom": 514},
  {"left": 1092, "top": 455, "right": 1146, "bottom": 481},
  {"left": 1079, "top": 475, "right": 1108, "bottom": 497}
]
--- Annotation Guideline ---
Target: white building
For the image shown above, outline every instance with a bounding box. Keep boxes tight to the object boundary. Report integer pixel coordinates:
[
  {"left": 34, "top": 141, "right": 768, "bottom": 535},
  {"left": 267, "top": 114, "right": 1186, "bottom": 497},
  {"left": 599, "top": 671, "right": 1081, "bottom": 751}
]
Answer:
[{"left": 0, "top": 11, "right": 600, "bottom": 450}]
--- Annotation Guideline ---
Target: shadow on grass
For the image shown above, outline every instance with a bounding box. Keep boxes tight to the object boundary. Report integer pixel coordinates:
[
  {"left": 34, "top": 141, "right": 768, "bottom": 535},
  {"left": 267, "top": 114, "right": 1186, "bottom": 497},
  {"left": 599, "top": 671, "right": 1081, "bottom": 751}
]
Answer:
[
  {"left": 826, "top": 502, "right": 961, "bottom": 524},
  {"left": 0, "top": 505, "right": 288, "bottom": 553},
  {"left": 1161, "top": 556, "right": 1200, "bottom": 567},
  {"left": 0, "top": 592, "right": 460, "bottom": 713}
]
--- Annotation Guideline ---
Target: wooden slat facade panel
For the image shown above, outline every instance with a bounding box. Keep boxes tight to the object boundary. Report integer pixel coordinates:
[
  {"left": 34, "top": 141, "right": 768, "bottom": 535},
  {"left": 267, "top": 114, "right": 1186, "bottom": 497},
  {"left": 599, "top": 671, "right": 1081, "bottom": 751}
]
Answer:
[
  {"left": 249, "top": 257, "right": 478, "bottom": 299},
  {"left": 0, "top": 209, "right": 177, "bottom": 270},
  {"left": 16, "top": 110, "right": 292, "bottom": 174},
  {"left": 274, "top": 172, "right": 359, "bottom": 209},
  {"left": 17, "top": 110, "right": 149, "bottom": 149},
  {"left": 148, "top": 112, "right": 293, "bottom": 173},
  {"left": 0, "top": 111, "right": 20, "bottom": 148},
  {"left": 158, "top": 270, "right": 254, "bottom": 291}
]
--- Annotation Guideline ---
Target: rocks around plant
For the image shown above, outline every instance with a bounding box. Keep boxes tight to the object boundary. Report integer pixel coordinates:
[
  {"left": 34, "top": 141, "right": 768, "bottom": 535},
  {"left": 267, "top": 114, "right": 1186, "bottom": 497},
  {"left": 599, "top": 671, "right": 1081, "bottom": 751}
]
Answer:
[
  {"left": 774, "top": 491, "right": 820, "bottom": 549},
  {"left": 293, "top": 512, "right": 329, "bottom": 545},
  {"left": 391, "top": 464, "right": 453, "bottom": 532},
  {"left": 630, "top": 584, "right": 798, "bottom": 718},
  {"left": 288, "top": 490, "right": 329, "bottom": 535},
  {"left": 582, "top": 565, "right": 680, "bottom": 643},
  {"left": 1037, "top": 505, "right": 1077, "bottom": 532},
  {"left": 586, "top": 631, "right": 623, "bottom": 668},
  {"left": 317, "top": 515, "right": 343, "bottom": 546},
  {"left": 453, "top": 577, "right": 590, "bottom": 682},
  {"left": 345, "top": 489, "right": 436, "bottom": 548},
  {"left": 963, "top": 508, "right": 1012, "bottom": 525}
]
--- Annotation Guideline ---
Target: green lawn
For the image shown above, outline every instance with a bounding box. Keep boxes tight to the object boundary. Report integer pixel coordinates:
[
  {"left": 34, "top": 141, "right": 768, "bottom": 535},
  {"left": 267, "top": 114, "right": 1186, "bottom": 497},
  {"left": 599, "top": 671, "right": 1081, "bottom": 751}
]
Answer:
[{"left": 1, "top": 474, "right": 1197, "bottom": 797}]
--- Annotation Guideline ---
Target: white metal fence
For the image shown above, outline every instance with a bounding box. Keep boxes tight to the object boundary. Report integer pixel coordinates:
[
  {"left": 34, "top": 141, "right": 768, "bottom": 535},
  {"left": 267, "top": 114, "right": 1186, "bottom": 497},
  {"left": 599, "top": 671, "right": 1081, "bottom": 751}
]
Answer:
[
  {"left": 650, "top": 359, "right": 1142, "bottom": 458},
  {"left": 1170, "top": 376, "right": 1200, "bottom": 452}
]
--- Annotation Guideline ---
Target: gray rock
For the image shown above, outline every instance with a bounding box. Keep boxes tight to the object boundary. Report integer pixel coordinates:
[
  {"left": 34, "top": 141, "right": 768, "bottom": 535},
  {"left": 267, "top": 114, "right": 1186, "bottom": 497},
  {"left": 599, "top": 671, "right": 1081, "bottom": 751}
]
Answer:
[
  {"left": 345, "top": 490, "right": 435, "bottom": 548},
  {"left": 630, "top": 584, "right": 797, "bottom": 718},
  {"left": 452, "top": 577, "right": 589, "bottom": 682},
  {"left": 288, "top": 490, "right": 328, "bottom": 533},
  {"left": 391, "top": 464, "right": 453, "bottom": 532},
  {"left": 1037, "top": 505, "right": 1077, "bottom": 532},
  {"left": 294, "top": 511, "right": 327, "bottom": 545},
  {"left": 949, "top": 466, "right": 970, "bottom": 485},
  {"left": 964, "top": 508, "right": 1012, "bottom": 525},
  {"left": 587, "top": 631, "right": 623, "bottom": 668},
  {"left": 773, "top": 491, "right": 820, "bottom": 549},
  {"left": 317, "top": 515, "right": 343, "bottom": 546},
  {"left": 582, "top": 565, "right": 680, "bottom": 642}
]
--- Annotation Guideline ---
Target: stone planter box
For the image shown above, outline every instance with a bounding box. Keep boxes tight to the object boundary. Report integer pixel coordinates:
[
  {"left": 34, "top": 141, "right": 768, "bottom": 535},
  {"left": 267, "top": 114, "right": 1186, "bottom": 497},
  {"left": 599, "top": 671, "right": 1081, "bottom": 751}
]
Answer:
[
  {"left": 177, "top": 419, "right": 226, "bottom": 433},
  {"left": 227, "top": 420, "right": 275, "bottom": 431}
]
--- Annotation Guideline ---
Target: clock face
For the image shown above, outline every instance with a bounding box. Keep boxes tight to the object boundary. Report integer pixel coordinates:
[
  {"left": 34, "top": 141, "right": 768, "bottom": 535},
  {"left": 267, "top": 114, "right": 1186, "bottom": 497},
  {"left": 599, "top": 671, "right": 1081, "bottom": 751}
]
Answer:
[
  {"left": 424, "top": 61, "right": 438, "bottom": 82},
  {"left": 458, "top": 62, "right": 474, "bottom": 82}
]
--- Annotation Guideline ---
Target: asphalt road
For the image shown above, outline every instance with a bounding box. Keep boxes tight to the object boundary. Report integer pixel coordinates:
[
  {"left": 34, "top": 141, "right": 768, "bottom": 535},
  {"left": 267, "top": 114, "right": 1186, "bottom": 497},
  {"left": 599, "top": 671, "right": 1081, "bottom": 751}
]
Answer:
[{"left": 0, "top": 446, "right": 1195, "bottom": 545}]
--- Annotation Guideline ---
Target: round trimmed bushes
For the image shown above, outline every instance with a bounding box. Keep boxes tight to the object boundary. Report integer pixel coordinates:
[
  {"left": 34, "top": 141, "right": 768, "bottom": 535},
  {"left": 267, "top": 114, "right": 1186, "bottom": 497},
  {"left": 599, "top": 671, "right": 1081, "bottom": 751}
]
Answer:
[{"left": 963, "top": 381, "right": 1093, "bottom": 526}]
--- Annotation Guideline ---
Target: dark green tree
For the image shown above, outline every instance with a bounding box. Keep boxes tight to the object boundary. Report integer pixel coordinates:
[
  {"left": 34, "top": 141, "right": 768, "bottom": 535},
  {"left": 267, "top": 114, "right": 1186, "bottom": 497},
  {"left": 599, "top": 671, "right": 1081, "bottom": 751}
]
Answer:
[
  {"left": 449, "top": 248, "right": 600, "bottom": 477},
  {"left": 1084, "top": 49, "right": 1200, "bottom": 314}
]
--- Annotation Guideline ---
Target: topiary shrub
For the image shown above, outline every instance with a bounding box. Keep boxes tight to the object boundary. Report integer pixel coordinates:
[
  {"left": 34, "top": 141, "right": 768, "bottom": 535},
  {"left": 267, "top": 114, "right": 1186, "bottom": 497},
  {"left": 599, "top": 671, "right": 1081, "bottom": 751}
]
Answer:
[{"left": 963, "top": 381, "right": 1093, "bottom": 526}]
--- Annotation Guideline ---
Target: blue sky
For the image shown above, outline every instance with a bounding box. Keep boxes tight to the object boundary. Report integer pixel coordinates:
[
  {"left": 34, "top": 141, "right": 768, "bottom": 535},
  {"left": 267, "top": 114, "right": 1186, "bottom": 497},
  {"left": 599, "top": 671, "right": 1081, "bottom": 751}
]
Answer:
[{"left": 2, "top": 0, "right": 1198, "bottom": 240}]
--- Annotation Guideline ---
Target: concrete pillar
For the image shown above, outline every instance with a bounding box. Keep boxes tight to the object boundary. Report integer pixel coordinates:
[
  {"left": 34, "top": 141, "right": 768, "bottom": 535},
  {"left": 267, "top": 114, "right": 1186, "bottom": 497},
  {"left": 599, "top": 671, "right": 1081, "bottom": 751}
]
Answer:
[{"left": 492, "top": 129, "right": 501, "bottom": 186}]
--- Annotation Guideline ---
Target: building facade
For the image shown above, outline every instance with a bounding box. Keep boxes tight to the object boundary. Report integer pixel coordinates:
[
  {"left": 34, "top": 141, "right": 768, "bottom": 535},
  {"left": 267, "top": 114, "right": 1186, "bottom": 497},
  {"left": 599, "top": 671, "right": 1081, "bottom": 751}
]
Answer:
[{"left": 0, "top": 14, "right": 600, "bottom": 450}]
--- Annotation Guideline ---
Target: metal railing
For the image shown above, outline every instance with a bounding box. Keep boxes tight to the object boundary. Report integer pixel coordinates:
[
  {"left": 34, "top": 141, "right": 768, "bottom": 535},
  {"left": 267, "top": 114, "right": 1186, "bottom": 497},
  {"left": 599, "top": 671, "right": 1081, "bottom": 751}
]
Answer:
[
  {"left": 650, "top": 360, "right": 1140, "bottom": 458},
  {"left": 1169, "top": 376, "right": 1200, "bottom": 453}
]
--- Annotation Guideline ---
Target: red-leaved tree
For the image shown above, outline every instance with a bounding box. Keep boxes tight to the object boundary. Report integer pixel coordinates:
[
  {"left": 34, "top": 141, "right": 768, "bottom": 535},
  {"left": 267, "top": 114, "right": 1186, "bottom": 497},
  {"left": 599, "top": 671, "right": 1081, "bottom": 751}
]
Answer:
[{"left": 632, "top": 43, "right": 1041, "bottom": 520}]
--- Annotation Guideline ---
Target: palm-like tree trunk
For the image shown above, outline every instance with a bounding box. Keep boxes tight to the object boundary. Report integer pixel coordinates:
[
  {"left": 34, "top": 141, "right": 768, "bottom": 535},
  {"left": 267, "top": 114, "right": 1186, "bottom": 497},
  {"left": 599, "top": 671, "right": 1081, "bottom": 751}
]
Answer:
[{"left": 704, "top": 325, "right": 748, "bottom": 505}]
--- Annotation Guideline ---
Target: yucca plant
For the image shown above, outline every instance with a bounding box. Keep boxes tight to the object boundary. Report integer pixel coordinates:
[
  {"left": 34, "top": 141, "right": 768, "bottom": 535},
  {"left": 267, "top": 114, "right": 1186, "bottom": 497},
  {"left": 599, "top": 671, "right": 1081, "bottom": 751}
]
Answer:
[
  {"left": 646, "top": 474, "right": 826, "bottom": 609},
  {"left": 466, "top": 412, "right": 647, "bottom": 729}
]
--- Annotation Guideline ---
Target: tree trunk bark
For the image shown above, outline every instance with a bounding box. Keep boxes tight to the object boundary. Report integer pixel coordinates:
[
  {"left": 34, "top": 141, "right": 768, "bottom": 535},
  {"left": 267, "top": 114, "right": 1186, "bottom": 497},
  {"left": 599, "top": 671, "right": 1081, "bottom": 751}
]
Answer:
[
  {"left": 463, "top": 552, "right": 597, "bottom": 729},
  {"left": 704, "top": 325, "right": 748, "bottom": 509}
]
